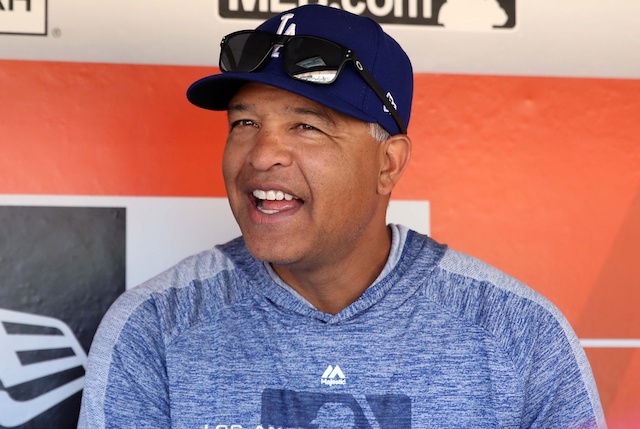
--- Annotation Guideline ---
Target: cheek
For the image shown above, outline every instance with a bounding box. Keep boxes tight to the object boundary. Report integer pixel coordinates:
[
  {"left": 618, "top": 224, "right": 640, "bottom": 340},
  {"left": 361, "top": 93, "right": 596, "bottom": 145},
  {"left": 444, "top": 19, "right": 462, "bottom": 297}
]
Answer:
[
  {"left": 345, "top": 150, "right": 382, "bottom": 192},
  {"left": 221, "top": 144, "right": 243, "bottom": 186},
  {"left": 317, "top": 156, "right": 379, "bottom": 206}
]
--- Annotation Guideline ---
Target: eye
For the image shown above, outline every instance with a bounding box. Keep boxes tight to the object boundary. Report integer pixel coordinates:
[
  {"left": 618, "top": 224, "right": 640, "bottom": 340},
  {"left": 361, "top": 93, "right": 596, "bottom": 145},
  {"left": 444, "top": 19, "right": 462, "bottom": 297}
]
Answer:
[
  {"left": 296, "top": 123, "right": 321, "bottom": 132},
  {"left": 230, "top": 119, "right": 258, "bottom": 130}
]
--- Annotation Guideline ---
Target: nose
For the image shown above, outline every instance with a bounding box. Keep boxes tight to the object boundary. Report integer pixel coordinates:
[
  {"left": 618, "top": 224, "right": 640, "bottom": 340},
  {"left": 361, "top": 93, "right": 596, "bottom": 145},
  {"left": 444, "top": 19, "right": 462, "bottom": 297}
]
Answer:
[{"left": 246, "top": 128, "right": 293, "bottom": 171}]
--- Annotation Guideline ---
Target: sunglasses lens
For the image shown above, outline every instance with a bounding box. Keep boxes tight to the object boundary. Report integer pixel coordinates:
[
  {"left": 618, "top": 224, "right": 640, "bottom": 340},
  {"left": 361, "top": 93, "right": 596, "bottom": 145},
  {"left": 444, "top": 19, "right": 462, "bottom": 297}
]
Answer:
[
  {"left": 284, "top": 37, "right": 345, "bottom": 84},
  {"left": 220, "top": 31, "right": 275, "bottom": 72}
]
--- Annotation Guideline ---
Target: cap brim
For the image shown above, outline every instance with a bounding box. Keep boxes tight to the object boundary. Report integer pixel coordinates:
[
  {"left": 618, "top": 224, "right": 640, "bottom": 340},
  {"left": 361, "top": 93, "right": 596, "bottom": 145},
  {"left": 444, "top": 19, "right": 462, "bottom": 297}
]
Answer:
[
  {"left": 186, "top": 73, "right": 247, "bottom": 110},
  {"left": 186, "top": 71, "right": 379, "bottom": 126}
]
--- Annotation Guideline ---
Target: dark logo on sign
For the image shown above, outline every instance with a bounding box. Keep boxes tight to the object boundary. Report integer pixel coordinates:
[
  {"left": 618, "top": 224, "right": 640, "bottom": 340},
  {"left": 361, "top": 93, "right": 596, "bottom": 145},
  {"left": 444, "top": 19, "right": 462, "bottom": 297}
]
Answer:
[
  {"left": 0, "top": 310, "right": 87, "bottom": 428},
  {"left": 219, "top": 0, "right": 516, "bottom": 29},
  {"left": 0, "top": 0, "right": 47, "bottom": 36}
]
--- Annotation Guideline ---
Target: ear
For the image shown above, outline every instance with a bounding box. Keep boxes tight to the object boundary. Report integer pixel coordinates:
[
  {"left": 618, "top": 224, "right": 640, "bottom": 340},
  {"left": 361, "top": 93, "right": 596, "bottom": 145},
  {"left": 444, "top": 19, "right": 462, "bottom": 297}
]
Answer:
[{"left": 378, "top": 134, "right": 412, "bottom": 196}]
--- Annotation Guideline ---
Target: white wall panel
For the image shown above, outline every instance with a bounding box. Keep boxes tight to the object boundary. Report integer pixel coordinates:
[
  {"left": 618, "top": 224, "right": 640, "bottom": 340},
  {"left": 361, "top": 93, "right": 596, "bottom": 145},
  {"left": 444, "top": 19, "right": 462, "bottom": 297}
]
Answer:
[
  {"left": 0, "top": 195, "right": 430, "bottom": 288},
  {"left": 1, "top": 0, "right": 639, "bottom": 78}
]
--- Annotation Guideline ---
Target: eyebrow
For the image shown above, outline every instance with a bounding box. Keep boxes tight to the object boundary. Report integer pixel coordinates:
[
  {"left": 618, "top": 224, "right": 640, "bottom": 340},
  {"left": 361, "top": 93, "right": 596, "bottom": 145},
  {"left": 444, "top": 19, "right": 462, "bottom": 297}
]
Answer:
[
  {"left": 227, "top": 102, "right": 250, "bottom": 114},
  {"left": 227, "top": 101, "right": 339, "bottom": 127},
  {"left": 288, "top": 106, "right": 338, "bottom": 128}
]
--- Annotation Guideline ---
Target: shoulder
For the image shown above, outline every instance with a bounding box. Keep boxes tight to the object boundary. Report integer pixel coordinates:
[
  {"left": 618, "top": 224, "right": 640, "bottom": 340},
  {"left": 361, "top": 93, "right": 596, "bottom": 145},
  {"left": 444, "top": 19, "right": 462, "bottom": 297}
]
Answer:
[
  {"left": 433, "top": 247, "right": 566, "bottom": 333},
  {"left": 80, "top": 237, "right": 264, "bottom": 427},
  {"left": 409, "top": 237, "right": 605, "bottom": 426},
  {"left": 405, "top": 232, "right": 586, "bottom": 375},
  {"left": 426, "top": 246, "right": 575, "bottom": 354},
  {"left": 95, "top": 237, "right": 259, "bottom": 351}
]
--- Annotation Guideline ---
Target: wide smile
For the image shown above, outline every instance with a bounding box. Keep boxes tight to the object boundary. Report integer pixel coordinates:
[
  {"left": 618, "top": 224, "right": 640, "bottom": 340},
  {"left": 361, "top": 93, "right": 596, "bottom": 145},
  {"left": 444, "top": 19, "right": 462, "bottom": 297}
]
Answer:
[{"left": 252, "top": 189, "right": 302, "bottom": 215}]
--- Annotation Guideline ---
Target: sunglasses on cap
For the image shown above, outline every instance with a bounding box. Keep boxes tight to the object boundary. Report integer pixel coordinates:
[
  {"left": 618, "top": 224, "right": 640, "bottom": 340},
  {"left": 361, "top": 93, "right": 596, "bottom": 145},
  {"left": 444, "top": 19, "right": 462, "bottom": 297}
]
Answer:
[{"left": 219, "top": 30, "right": 407, "bottom": 135}]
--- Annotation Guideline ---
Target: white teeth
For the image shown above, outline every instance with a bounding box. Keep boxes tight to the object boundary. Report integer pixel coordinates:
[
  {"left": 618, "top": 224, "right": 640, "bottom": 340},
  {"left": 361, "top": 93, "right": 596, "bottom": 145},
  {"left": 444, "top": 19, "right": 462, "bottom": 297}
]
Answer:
[
  {"left": 258, "top": 207, "right": 279, "bottom": 215},
  {"left": 252, "top": 189, "right": 298, "bottom": 201}
]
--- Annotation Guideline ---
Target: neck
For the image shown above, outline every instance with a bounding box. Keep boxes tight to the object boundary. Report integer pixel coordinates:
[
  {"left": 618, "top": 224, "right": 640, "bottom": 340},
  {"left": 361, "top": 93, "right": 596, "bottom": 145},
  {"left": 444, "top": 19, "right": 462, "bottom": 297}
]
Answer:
[{"left": 272, "top": 225, "right": 392, "bottom": 315}]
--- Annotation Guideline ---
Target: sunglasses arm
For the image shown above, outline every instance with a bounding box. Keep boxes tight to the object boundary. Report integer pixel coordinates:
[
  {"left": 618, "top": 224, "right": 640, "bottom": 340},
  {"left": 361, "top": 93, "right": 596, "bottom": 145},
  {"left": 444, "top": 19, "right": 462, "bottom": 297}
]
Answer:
[{"left": 349, "top": 53, "right": 407, "bottom": 135}]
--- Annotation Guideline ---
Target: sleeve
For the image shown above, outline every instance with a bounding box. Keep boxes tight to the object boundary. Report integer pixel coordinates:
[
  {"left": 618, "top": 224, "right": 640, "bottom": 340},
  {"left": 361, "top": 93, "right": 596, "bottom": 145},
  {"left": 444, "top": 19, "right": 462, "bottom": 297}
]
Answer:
[
  {"left": 518, "top": 309, "right": 607, "bottom": 429},
  {"left": 435, "top": 248, "right": 607, "bottom": 428},
  {"left": 77, "top": 294, "right": 171, "bottom": 429}
]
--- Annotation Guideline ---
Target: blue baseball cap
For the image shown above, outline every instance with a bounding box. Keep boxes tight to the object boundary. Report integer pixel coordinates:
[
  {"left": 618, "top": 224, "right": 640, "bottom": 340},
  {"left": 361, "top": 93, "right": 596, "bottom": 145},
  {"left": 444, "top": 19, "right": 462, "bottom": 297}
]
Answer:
[{"left": 186, "top": 4, "right": 413, "bottom": 135}]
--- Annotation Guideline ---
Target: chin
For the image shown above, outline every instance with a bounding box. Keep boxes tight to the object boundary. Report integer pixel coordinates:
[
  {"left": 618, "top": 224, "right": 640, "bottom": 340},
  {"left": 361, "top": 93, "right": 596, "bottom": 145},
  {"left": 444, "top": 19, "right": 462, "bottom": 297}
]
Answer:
[{"left": 241, "top": 235, "right": 300, "bottom": 265}]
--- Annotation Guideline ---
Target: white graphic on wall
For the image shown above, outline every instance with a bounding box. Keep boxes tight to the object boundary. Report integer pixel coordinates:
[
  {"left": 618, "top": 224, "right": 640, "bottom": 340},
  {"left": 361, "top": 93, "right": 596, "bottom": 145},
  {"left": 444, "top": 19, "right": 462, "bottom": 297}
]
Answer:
[
  {"left": 439, "top": 0, "right": 508, "bottom": 31},
  {"left": 0, "top": 309, "right": 87, "bottom": 428},
  {"left": 0, "top": 0, "right": 47, "bottom": 35}
]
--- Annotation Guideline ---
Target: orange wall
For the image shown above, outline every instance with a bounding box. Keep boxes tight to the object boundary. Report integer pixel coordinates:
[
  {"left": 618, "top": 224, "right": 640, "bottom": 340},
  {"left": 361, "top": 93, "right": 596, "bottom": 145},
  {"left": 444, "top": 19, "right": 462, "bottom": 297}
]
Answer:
[{"left": 2, "top": 59, "right": 639, "bottom": 427}]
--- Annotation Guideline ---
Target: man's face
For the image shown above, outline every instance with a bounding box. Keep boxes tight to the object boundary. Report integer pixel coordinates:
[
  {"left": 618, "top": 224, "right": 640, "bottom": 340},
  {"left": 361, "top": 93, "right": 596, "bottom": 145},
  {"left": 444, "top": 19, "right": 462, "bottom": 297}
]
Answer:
[{"left": 222, "top": 83, "right": 389, "bottom": 271}]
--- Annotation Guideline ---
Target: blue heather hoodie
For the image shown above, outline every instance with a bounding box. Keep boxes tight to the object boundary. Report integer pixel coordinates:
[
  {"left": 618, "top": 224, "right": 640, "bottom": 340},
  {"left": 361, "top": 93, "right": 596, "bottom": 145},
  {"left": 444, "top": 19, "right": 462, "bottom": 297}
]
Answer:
[{"left": 78, "top": 225, "right": 606, "bottom": 429}]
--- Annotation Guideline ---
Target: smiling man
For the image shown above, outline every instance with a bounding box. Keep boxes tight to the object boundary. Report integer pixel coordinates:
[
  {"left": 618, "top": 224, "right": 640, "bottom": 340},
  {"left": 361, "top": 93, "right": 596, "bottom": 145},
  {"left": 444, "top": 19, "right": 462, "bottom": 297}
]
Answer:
[{"left": 78, "top": 5, "right": 606, "bottom": 429}]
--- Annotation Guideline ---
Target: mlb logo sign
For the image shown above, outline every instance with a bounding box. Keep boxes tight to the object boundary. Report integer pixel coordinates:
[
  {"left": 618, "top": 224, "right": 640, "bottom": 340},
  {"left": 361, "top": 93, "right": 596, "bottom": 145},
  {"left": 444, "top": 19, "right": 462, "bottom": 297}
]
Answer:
[
  {"left": 0, "top": 0, "right": 47, "bottom": 35},
  {"left": 219, "top": 0, "right": 516, "bottom": 29}
]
